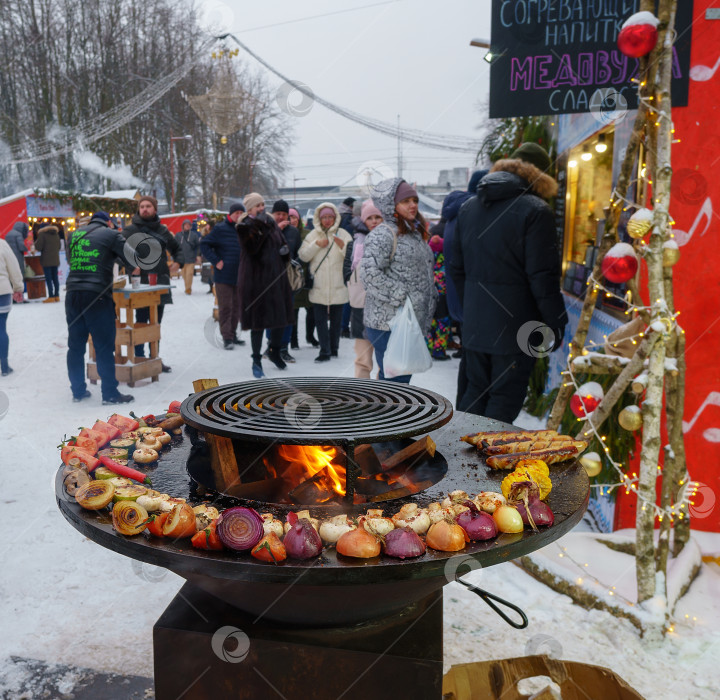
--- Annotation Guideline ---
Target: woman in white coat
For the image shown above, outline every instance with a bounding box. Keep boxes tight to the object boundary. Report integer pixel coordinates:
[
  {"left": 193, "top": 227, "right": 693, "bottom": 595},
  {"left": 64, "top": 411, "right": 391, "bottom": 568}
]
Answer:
[
  {"left": 298, "top": 202, "right": 352, "bottom": 362},
  {"left": 0, "top": 236, "right": 24, "bottom": 376}
]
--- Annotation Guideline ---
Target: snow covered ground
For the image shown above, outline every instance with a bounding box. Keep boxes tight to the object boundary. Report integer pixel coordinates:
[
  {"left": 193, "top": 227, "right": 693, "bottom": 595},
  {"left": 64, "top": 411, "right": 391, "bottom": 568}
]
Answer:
[{"left": 1, "top": 284, "right": 718, "bottom": 698}]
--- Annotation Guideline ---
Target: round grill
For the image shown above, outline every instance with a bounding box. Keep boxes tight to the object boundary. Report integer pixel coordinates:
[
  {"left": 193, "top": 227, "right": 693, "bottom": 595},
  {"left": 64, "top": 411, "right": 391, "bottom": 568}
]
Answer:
[{"left": 180, "top": 377, "right": 453, "bottom": 444}]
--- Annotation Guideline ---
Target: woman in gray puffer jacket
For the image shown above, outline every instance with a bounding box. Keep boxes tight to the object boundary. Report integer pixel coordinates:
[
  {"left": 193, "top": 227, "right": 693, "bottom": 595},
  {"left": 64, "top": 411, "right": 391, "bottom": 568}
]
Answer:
[{"left": 360, "top": 178, "right": 437, "bottom": 382}]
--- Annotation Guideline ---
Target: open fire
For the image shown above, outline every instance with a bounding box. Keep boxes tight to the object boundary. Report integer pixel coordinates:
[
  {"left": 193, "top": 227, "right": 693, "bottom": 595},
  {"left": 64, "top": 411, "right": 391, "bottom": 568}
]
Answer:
[
  {"left": 265, "top": 445, "right": 347, "bottom": 504},
  {"left": 259, "top": 439, "right": 439, "bottom": 506}
]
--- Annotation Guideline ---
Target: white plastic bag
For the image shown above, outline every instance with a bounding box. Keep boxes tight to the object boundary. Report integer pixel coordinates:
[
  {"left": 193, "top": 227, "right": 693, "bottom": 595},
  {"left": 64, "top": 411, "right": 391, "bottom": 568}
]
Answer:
[{"left": 384, "top": 297, "right": 432, "bottom": 378}]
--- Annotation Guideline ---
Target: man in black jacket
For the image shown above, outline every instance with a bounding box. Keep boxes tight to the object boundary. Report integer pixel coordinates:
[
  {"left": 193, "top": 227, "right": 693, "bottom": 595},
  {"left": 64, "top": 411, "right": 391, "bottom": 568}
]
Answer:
[
  {"left": 122, "top": 195, "right": 184, "bottom": 371},
  {"left": 65, "top": 212, "right": 133, "bottom": 404},
  {"left": 450, "top": 143, "right": 566, "bottom": 423},
  {"left": 200, "top": 203, "right": 246, "bottom": 349}
]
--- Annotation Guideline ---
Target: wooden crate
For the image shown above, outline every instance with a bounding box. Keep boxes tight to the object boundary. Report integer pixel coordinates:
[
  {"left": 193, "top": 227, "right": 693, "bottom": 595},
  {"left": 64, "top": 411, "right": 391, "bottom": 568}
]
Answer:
[{"left": 88, "top": 357, "right": 162, "bottom": 387}]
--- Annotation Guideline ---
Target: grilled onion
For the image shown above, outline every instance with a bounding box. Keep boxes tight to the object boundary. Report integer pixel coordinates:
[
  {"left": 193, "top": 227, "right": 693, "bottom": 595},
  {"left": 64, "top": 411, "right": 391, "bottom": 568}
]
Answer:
[
  {"left": 112, "top": 501, "right": 149, "bottom": 536},
  {"left": 336, "top": 523, "right": 381, "bottom": 558},
  {"left": 425, "top": 520, "right": 467, "bottom": 551},
  {"left": 75, "top": 480, "right": 115, "bottom": 510},
  {"left": 216, "top": 506, "right": 263, "bottom": 550}
]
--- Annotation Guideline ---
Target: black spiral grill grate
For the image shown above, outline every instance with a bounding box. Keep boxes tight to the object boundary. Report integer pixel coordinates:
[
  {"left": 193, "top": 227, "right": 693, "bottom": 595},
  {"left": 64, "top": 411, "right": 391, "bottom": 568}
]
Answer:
[{"left": 180, "top": 377, "right": 453, "bottom": 445}]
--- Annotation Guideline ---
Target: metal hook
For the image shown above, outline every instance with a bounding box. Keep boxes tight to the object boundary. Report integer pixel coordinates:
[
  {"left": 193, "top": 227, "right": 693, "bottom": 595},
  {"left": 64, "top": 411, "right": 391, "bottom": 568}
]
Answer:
[{"left": 456, "top": 578, "right": 529, "bottom": 629}]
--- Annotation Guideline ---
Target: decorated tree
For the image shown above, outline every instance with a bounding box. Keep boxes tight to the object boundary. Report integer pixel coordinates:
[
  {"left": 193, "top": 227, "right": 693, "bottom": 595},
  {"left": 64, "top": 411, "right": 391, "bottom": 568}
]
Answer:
[{"left": 547, "top": 0, "right": 691, "bottom": 639}]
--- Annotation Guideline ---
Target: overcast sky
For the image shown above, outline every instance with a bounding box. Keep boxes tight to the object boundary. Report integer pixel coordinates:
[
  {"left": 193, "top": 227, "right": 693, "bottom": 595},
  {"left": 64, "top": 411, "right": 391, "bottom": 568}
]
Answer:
[{"left": 202, "top": 0, "right": 492, "bottom": 187}]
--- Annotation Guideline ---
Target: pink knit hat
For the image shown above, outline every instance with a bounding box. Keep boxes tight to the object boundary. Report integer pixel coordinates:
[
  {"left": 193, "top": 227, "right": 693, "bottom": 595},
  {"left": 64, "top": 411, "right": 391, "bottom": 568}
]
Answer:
[
  {"left": 319, "top": 206, "right": 335, "bottom": 218},
  {"left": 289, "top": 208, "right": 300, "bottom": 220},
  {"left": 360, "top": 199, "right": 382, "bottom": 223}
]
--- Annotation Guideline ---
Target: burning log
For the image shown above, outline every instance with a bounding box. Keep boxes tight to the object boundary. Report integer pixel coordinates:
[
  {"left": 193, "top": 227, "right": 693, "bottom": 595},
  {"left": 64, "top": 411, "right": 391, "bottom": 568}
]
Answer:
[
  {"left": 355, "top": 475, "right": 393, "bottom": 497},
  {"left": 381, "top": 436, "right": 436, "bottom": 471},
  {"left": 288, "top": 467, "right": 344, "bottom": 505}
]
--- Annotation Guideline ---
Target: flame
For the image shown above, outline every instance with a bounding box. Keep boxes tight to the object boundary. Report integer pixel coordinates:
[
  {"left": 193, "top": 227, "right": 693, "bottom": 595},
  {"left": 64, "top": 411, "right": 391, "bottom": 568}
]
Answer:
[{"left": 274, "top": 444, "right": 346, "bottom": 496}]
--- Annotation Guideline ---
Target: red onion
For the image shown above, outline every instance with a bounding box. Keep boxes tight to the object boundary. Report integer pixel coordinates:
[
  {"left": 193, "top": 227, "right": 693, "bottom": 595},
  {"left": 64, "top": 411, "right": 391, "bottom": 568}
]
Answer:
[
  {"left": 455, "top": 500, "right": 498, "bottom": 541},
  {"left": 383, "top": 526, "right": 426, "bottom": 559},
  {"left": 284, "top": 518, "right": 323, "bottom": 559},
  {"left": 217, "top": 506, "right": 264, "bottom": 551},
  {"left": 508, "top": 481, "right": 554, "bottom": 529}
]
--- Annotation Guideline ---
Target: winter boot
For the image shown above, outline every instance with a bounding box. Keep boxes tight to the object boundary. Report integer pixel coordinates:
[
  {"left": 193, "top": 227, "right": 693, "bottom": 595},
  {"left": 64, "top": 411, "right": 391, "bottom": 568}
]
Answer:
[
  {"left": 251, "top": 354, "right": 265, "bottom": 379},
  {"left": 266, "top": 346, "right": 287, "bottom": 370}
]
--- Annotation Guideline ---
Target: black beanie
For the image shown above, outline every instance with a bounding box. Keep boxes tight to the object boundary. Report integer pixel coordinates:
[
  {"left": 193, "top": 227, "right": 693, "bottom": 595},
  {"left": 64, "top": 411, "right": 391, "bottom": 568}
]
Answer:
[
  {"left": 228, "top": 202, "right": 246, "bottom": 215},
  {"left": 342, "top": 197, "right": 356, "bottom": 207},
  {"left": 467, "top": 169, "right": 489, "bottom": 194},
  {"left": 272, "top": 199, "right": 290, "bottom": 214}
]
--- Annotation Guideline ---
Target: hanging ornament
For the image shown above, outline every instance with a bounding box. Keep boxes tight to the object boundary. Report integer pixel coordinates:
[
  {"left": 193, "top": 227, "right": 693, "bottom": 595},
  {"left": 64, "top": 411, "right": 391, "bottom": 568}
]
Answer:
[
  {"left": 601, "top": 242, "right": 638, "bottom": 284},
  {"left": 662, "top": 240, "right": 680, "bottom": 267},
  {"left": 618, "top": 405, "right": 643, "bottom": 431},
  {"left": 570, "top": 381, "right": 604, "bottom": 418},
  {"left": 626, "top": 207, "right": 653, "bottom": 239},
  {"left": 580, "top": 452, "right": 602, "bottom": 478},
  {"left": 617, "top": 11, "right": 659, "bottom": 58}
]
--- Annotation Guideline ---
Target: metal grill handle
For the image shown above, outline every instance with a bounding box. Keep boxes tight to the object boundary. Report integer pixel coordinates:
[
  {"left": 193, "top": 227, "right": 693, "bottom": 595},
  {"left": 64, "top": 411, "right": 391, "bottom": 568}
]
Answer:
[{"left": 457, "top": 578, "right": 529, "bottom": 629}]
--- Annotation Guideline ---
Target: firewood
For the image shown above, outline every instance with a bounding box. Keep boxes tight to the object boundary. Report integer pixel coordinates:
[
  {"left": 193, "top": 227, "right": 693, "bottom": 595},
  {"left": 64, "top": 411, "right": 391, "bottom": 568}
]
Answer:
[
  {"left": 192, "top": 378, "right": 239, "bottom": 491},
  {"left": 353, "top": 443, "right": 383, "bottom": 476},
  {"left": 381, "top": 436, "right": 436, "bottom": 470}
]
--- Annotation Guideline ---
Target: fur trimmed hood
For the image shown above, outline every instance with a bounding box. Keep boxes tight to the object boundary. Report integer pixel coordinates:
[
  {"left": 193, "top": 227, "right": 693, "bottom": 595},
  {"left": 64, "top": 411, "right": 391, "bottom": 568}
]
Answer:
[
  {"left": 489, "top": 158, "right": 558, "bottom": 200},
  {"left": 312, "top": 201, "right": 341, "bottom": 234}
]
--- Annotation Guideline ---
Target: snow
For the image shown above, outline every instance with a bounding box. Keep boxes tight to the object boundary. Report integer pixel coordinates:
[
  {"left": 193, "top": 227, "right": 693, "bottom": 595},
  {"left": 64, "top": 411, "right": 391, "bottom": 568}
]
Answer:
[
  {"left": 622, "top": 11, "right": 660, "bottom": 28},
  {"left": 607, "top": 242, "right": 637, "bottom": 259},
  {"left": 663, "top": 240, "right": 679, "bottom": 251},
  {"left": 577, "top": 380, "right": 604, "bottom": 399},
  {"left": 624, "top": 405, "right": 642, "bottom": 415},
  {"left": 1, "top": 287, "right": 719, "bottom": 699}
]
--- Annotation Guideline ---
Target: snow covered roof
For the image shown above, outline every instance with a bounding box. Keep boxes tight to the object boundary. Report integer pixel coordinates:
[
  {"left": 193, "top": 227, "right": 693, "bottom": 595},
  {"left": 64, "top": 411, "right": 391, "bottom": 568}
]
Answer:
[{"left": 92, "top": 189, "right": 141, "bottom": 200}]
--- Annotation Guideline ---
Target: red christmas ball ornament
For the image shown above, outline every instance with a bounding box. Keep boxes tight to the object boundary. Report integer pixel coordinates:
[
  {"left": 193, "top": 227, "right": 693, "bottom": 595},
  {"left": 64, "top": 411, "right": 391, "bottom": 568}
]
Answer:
[
  {"left": 617, "top": 11, "right": 659, "bottom": 58},
  {"left": 601, "top": 242, "right": 638, "bottom": 284},
  {"left": 570, "top": 382, "right": 604, "bottom": 418}
]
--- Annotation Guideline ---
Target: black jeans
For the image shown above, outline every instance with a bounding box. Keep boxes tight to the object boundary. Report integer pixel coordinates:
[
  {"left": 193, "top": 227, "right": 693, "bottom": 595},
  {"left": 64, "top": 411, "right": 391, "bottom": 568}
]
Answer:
[
  {"left": 65, "top": 290, "right": 118, "bottom": 400},
  {"left": 458, "top": 350, "right": 537, "bottom": 423},
  {"left": 313, "top": 303, "right": 343, "bottom": 358},
  {"left": 251, "top": 327, "right": 283, "bottom": 362}
]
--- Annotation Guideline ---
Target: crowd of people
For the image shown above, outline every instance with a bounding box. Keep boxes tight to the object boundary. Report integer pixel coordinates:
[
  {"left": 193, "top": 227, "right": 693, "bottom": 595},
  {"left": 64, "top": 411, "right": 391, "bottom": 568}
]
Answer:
[{"left": 1, "top": 142, "right": 567, "bottom": 423}]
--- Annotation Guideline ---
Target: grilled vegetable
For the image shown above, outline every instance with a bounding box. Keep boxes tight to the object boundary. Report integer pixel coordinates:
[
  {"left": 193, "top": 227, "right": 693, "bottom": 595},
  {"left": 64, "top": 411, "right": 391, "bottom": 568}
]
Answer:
[
  {"left": 107, "top": 414, "right": 140, "bottom": 433},
  {"left": 112, "top": 484, "right": 148, "bottom": 502},
  {"left": 319, "top": 514, "right": 355, "bottom": 544},
  {"left": 191, "top": 520, "right": 224, "bottom": 551},
  {"left": 92, "top": 420, "right": 121, "bottom": 443},
  {"left": 132, "top": 447, "right": 159, "bottom": 464},
  {"left": 216, "top": 507, "right": 264, "bottom": 551},
  {"left": 455, "top": 501, "right": 498, "bottom": 541},
  {"left": 251, "top": 532, "right": 286, "bottom": 562},
  {"left": 383, "top": 527, "right": 426, "bottom": 559},
  {"left": 193, "top": 504, "right": 220, "bottom": 530},
  {"left": 94, "top": 455, "right": 152, "bottom": 484},
  {"left": 425, "top": 519, "right": 467, "bottom": 551},
  {"left": 336, "top": 522, "right": 381, "bottom": 559},
  {"left": 75, "top": 480, "right": 115, "bottom": 510},
  {"left": 391, "top": 503, "right": 431, "bottom": 535},
  {"left": 112, "top": 501, "right": 149, "bottom": 536},
  {"left": 493, "top": 505, "right": 524, "bottom": 533},
  {"left": 98, "top": 447, "right": 131, "bottom": 461},
  {"left": 283, "top": 518, "right": 323, "bottom": 559},
  {"left": 109, "top": 438, "right": 136, "bottom": 456},
  {"left": 146, "top": 512, "right": 169, "bottom": 537},
  {"left": 162, "top": 503, "right": 197, "bottom": 538},
  {"left": 63, "top": 468, "right": 90, "bottom": 496}
]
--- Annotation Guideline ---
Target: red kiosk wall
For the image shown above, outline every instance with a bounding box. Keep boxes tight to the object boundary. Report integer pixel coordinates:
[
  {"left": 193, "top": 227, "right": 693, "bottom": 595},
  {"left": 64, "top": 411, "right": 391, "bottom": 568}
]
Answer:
[
  {"left": 0, "top": 196, "right": 28, "bottom": 239},
  {"left": 615, "top": 0, "right": 720, "bottom": 532}
]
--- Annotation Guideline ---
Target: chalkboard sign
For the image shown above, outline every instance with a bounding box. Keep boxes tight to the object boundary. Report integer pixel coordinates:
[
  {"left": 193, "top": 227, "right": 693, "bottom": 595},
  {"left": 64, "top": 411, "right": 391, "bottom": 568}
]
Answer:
[{"left": 489, "top": 0, "right": 693, "bottom": 118}]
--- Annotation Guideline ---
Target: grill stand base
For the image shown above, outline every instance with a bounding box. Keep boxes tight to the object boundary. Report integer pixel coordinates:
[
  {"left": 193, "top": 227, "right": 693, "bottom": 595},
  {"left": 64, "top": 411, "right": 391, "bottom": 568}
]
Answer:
[{"left": 154, "top": 582, "right": 444, "bottom": 700}]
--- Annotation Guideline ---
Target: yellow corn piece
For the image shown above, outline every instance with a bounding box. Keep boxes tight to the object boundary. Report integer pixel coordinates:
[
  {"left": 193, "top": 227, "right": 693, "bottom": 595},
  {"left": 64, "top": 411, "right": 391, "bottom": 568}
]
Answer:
[{"left": 514, "top": 459, "right": 549, "bottom": 477}]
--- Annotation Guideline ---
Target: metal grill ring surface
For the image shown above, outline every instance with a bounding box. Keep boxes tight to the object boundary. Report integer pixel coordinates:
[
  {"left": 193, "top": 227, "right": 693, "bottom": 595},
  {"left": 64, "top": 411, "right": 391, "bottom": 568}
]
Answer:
[{"left": 180, "top": 377, "right": 454, "bottom": 444}]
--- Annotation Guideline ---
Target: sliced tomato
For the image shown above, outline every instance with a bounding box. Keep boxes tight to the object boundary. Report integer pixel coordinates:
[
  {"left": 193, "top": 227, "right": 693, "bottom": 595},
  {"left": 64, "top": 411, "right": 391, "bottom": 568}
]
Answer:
[
  {"left": 191, "top": 521, "right": 224, "bottom": 550},
  {"left": 60, "top": 446, "right": 99, "bottom": 469},
  {"left": 107, "top": 414, "right": 140, "bottom": 433},
  {"left": 92, "top": 420, "right": 121, "bottom": 442},
  {"left": 251, "top": 532, "right": 287, "bottom": 563},
  {"left": 146, "top": 512, "right": 168, "bottom": 537},
  {"left": 68, "top": 436, "right": 98, "bottom": 455},
  {"left": 79, "top": 427, "right": 108, "bottom": 450},
  {"left": 168, "top": 401, "right": 182, "bottom": 414}
]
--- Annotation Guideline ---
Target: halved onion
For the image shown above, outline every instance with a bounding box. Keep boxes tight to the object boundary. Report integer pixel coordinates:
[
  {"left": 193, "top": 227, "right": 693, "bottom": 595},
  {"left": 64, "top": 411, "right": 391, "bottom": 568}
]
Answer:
[
  {"left": 162, "top": 503, "right": 197, "bottom": 538},
  {"left": 75, "top": 480, "right": 115, "bottom": 510},
  {"left": 217, "top": 506, "right": 264, "bottom": 551},
  {"left": 112, "top": 501, "right": 149, "bottom": 536}
]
